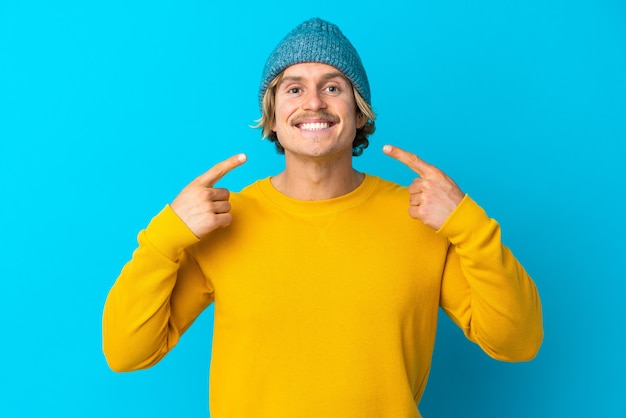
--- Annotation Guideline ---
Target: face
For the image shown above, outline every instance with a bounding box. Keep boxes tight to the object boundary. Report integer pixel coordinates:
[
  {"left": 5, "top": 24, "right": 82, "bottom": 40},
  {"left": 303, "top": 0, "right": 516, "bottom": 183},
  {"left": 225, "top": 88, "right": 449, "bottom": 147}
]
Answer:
[{"left": 271, "top": 62, "right": 366, "bottom": 161}]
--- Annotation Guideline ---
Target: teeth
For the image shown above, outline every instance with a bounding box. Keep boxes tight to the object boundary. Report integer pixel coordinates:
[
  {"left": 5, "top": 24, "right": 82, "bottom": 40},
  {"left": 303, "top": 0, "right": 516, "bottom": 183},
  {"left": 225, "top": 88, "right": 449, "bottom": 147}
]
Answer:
[{"left": 299, "top": 122, "right": 330, "bottom": 131}]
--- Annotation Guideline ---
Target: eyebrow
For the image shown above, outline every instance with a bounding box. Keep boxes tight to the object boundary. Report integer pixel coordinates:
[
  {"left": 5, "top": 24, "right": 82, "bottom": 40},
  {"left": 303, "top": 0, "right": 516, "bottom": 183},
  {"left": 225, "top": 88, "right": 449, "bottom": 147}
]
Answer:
[{"left": 278, "top": 71, "right": 349, "bottom": 86}]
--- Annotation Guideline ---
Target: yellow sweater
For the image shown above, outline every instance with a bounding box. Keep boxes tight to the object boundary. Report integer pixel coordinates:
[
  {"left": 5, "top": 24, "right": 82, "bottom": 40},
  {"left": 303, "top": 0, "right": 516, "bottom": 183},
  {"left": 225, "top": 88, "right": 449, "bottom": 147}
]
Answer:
[{"left": 103, "top": 175, "right": 543, "bottom": 417}]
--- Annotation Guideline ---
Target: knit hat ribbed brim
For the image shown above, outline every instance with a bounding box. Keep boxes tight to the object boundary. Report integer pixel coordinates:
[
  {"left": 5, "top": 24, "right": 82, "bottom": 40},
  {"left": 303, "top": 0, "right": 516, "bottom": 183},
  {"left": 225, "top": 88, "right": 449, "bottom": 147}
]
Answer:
[{"left": 259, "top": 18, "right": 371, "bottom": 108}]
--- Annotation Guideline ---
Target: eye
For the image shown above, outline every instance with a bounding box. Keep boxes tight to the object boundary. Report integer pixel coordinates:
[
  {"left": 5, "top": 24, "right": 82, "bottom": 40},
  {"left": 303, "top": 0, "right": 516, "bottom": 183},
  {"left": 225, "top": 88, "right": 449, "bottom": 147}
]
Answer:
[
  {"left": 327, "top": 85, "right": 339, "bottom": 93},
  {"left": 288, "top": 87, "right": 301, "bottom": 94}
]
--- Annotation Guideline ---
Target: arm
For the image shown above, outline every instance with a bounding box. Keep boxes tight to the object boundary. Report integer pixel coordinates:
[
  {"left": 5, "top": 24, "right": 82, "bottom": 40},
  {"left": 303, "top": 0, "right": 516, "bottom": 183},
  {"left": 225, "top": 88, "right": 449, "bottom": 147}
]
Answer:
[
  {"left": 102, "top": 207, "right": 210, "bottom": 371},
  {"left": 438, "top": 196, "right": 543, "bottom": 361},
  {"left": 102, "top": 154, "right": 247, "bottom": 371},
  {"left": 383, "top": 145, "right": 543, "bottom": 361}
]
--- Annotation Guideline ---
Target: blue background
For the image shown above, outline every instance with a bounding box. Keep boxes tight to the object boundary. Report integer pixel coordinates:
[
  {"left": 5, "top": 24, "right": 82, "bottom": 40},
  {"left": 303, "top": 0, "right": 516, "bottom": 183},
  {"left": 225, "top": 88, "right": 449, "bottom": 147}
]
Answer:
[{"left": 1, "top": 0, "right": 624, "bottom": 416}]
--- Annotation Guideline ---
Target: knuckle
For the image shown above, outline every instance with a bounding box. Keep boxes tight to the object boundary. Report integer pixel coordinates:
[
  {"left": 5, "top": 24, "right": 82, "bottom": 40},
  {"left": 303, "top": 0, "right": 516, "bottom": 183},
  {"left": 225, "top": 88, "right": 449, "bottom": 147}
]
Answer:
[
  {"left": 204, "top": 212, "right": 220, "bottom": 226},
  {"left": 198, "top": 189, "right": 212, "bottom": 201},
  {"left": 206, "top": 187, "right": 227, "bottom": 200},
  {"left": 421, "top": 180, "right": 438, "bottom": 191},
  {"left": 212, "top": 166, "right": 225, "bottom": 179},
  {"left": 408, "top": 180, "right": 421, "bottom": 192},
  {"left": 407, "top": 153, "right": 420, "bottom": 165},
  {"left": 221, "top": 213, "right": 233, "bottom": 226}
]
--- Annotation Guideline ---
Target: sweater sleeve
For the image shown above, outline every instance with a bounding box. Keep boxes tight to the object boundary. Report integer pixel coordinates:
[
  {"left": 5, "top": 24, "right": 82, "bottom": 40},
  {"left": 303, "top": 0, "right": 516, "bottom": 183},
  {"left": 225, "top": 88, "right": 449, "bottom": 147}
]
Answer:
[
  {"left": 437, "top": 195, "right": 543, "bottom": 362},
  {"left": 102, "top": 205, "right": 214, "bottom": 372}
]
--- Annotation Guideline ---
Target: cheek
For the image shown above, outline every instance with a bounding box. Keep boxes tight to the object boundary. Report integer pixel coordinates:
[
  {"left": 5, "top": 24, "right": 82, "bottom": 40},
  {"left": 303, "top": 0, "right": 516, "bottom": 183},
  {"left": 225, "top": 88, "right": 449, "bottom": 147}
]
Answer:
[
  {"left": 271, "top": 105, "right": 284, "bottom": 133},
  {"left": 272, "top": 102, "right": 290, "bottom": 131}
]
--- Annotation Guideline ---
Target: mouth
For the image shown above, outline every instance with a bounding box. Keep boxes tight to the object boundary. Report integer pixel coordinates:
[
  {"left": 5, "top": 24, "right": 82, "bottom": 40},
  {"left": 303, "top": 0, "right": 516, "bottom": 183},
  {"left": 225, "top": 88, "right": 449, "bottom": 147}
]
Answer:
[
  {"left": 296, "top": 121, "right": 335, "bottom": 131},
  {"left": 292, "top": 112, "right": 339, "bottom": 132}
]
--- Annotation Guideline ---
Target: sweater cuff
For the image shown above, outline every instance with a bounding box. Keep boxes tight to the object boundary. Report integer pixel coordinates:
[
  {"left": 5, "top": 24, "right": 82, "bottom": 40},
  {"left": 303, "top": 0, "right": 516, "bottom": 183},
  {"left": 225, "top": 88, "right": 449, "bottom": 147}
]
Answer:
[
  {"left": 143, "top": 205, "right": 200, "bottom": 261},
  {"left": 436, "top": 195, "right": 492, "bottom": 245}
]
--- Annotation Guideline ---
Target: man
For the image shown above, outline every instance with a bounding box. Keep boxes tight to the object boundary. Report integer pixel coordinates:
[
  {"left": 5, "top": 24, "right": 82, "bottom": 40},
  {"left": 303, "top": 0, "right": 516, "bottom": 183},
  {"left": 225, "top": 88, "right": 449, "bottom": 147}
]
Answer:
[{"left": 103, "top": 18, "right": 543, "bottom": 417}]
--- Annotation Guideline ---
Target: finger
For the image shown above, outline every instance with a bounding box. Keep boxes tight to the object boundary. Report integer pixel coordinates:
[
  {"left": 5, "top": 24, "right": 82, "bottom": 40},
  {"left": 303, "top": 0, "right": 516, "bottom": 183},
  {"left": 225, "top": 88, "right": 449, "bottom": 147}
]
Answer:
[
  {"left": 382, "top": 145, "right": 436, "bottom": 178},
  {"left": 213, "top": 212, "right": 234, "bottom": 229},
  {"left": 196, "top": 153, "right": 247, "bottom": 187},
  {"left": 408, "top": 178, "right": 423, "bottom": 194},
  {"left": 210, "top": 200, "right": 232, "bottom": 214},
  {"left": 206, "top": 188, "right": 230, "bottom": 201},
  {"left": 409, "top": 194, "right": 422, "bottom": 206}
]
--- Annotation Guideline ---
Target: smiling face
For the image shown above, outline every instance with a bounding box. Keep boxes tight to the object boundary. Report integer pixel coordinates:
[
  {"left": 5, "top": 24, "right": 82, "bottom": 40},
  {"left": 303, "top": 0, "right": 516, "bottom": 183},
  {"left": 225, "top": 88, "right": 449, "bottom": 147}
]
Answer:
[{"left": 271, "top": 62, "right": 366, "bottom": 162}]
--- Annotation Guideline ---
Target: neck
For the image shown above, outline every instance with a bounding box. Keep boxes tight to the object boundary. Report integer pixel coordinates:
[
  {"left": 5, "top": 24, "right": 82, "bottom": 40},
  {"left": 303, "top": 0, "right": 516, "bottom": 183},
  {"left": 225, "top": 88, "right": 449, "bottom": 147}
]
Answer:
[{"left": 271, "top": 155, "right": 364, "bottom": 200}]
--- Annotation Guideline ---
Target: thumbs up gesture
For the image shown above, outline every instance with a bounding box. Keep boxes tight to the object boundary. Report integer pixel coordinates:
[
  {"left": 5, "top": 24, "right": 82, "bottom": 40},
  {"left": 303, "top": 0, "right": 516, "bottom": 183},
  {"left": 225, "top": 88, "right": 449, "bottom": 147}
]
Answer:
[
  {"left": 170, "top": 153, "right": 247, "bottom": 238},
  {"left": 383, "top": 145, "right": 464, "bottom": 230}
]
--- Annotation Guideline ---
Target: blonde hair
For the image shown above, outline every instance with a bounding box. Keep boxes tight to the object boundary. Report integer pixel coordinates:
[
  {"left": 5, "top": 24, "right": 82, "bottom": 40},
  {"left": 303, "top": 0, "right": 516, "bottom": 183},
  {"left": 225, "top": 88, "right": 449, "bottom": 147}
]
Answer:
[{"left": 253, "top": 72, "right": 376, "bottom": 156}]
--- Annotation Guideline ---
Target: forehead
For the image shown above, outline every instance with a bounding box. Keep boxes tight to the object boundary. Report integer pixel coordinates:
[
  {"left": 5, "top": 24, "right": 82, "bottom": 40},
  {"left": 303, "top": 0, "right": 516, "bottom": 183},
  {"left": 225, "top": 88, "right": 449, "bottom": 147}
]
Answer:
[{"left": 281, "top": 62, "right": 350, "bottom": 83}]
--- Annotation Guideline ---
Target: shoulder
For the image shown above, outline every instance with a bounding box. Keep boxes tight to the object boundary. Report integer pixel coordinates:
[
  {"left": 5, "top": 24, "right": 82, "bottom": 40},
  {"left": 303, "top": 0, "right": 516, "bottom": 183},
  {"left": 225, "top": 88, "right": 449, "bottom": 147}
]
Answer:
[
  {"left": 367, "top": 174, "right": 406, "bottom": 193},
  {"left": 230, "top": 178, "right": 268, "bottom": 203},
  {"left": 364, "top": 174, "right": 409, "bottom": 204}
]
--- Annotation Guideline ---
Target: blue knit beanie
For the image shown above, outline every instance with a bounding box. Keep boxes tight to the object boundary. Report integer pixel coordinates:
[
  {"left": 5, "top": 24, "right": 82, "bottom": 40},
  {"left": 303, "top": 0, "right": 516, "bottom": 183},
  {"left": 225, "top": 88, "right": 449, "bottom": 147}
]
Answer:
[{"left": 259, "top": 18, "right": 371, "bottom": 108}]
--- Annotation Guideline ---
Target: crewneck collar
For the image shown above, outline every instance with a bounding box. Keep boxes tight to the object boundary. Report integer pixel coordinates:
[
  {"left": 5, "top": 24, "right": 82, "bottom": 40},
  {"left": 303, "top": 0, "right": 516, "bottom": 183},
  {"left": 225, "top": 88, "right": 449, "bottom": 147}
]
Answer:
[{"left": 255, "top": 174, "right": 379, "bottom": 215}]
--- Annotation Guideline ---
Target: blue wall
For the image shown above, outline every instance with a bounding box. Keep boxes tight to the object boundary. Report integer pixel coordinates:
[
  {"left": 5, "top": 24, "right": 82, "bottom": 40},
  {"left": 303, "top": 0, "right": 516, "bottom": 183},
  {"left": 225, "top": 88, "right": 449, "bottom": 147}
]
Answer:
[{"left": 1, "top": 1, "right": 624, "bottom": 416}]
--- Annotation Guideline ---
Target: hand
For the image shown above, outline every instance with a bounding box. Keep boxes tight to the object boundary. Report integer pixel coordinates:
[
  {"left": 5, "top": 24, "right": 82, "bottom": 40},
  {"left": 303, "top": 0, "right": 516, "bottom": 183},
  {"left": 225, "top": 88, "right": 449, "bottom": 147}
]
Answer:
[
  {"left": 383, "top": 145, "right": 464, "bottom": 230},
  {"left": 170, "top": 153, "right": 247, "bottom": 238}
]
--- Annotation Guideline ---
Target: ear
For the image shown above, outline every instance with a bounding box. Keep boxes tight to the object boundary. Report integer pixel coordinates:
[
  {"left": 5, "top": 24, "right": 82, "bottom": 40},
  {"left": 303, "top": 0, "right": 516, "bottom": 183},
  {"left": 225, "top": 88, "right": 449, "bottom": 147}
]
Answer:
[{"left": 356, "top": 112, "right": 368, "bottom": 129}]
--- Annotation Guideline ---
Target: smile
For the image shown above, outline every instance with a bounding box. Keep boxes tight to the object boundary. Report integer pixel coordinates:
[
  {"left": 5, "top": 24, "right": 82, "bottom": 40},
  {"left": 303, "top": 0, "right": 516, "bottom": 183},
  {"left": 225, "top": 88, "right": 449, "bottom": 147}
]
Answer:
[{"left": 297, "top": 122, "right": 334, "bottom": 131}]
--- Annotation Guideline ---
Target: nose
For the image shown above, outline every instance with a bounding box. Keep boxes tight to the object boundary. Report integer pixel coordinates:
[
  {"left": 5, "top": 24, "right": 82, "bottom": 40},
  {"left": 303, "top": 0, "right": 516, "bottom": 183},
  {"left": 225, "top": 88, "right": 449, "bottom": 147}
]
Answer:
[{"left": 303, "top": 89, "right": 326, "bottom": 111}]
